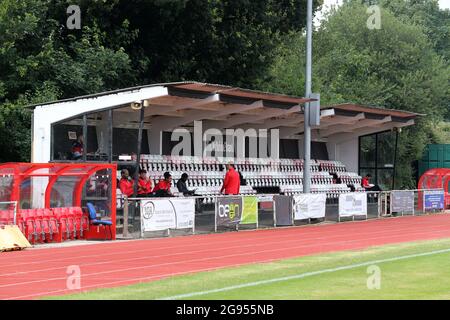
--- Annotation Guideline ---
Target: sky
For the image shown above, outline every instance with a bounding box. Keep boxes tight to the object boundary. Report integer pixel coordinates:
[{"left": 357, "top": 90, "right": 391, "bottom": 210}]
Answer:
[{"left": 315, "top": 0, "right": 450, "bottom": 24}]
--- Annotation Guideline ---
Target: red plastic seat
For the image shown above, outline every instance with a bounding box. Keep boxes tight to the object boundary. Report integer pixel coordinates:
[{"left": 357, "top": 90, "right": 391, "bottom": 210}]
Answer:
[
  {"left": 43, "top": 208, "right": 58, "bottom": 241},
  {"left": 64, "top": 208, "right": 77, "bottom": 240},
  {"left": 20, "top": 209, "right": 38, "bottom": 243},
  {"left": 52, "top": 207, "right": 70, "bottom": 241},
  {"left": 0, "top": 210, "right": 9, "bottom": 225},
  {"left": 68, "top": 207, "right": 88, "bottom": 239},
  {"left": 36, "top": 209, "right": 50, "bottom": 241}
]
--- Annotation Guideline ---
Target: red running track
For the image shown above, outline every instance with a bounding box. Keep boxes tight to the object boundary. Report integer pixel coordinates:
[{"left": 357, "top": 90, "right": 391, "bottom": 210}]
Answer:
[{"left": 1, "top": 214, "right": 450, "bottom": 300}]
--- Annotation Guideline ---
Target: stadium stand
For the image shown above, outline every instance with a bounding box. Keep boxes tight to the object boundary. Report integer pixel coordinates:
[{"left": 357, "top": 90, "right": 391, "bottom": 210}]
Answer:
[{"left": 135, "top": 155, "right": 364, "bottom": 202}]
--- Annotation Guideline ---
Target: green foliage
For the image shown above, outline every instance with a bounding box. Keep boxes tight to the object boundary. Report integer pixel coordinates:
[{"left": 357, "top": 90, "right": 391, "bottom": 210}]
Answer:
[
  {"left": 261, "top": 1, "right": 449, "bottom": 188},
  {"left": 0, "top": 0, "right": 137, "bottom": 161},
  {"left": 111, "top": 0, "right": 320, "bottom": 87},
  {"left": 0, "top": 0, "right": 317, "bottom": 162},
  {"left": 378, "top": 0, "right": 450, "bottom": 61}
]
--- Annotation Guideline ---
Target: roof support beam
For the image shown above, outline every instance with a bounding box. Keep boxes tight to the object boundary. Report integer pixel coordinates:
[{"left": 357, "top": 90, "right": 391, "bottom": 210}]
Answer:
[
  {"left": 239, "top": 115, "right": 304, "bottom": 130},
  {"left": 319, "top": 112, "right": 365, "bottom": 130},
  {"left": 144, "top": 94, "right": 220, "bottom": 116},
  {"left": 320, "top": 116, "right": 392, "bottom": 137},
  {"left": 152, "top": 100, "right": 264, "bottom": 131},
  {"left": 329, "top": 120, "right": 415, "bottom": 143},
  {"left": 211, "top": 105, "right": 301, "bottom": 129}
]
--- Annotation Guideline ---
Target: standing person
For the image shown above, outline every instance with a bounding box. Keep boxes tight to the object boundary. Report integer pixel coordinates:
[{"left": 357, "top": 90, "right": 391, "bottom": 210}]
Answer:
[
  {"left": 153, "top": 172, "right": 174, "bottom": 197},
  {"left": 119, "top": 169, "right": 134, "bottom": 197},
  {"left": 221, "top": 162, "right": 240, "bottom": 195},
  {"left": 71, "top": 134, "right": 84, "bottom": 160},
  {"left": 138, "top": 169, "right": 153, "bottom": 197}
]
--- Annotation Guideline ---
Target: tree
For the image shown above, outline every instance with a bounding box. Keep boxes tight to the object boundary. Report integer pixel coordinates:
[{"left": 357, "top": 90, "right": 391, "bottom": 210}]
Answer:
[
  {"left": 377, "top": 0, "right": 450, "bottom": 61},
  {"left": 0, "top": 0, "right": 137, "bottom": 161},
  {"left": 1, "top": 0, "right": 323, "bottom": 162},
  {"left": 110, "top": 0, "right": 322, "bottom": 88},
  {"left": 260, "top": 1, "right": 449, "bottom": 188}
]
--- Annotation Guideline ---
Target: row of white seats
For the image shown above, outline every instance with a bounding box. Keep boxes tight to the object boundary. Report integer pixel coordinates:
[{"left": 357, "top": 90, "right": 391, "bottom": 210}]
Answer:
[
  {"left": 282, "top": 184, "right": 354, "bottom": 198},
  {"left": 337, "top": 172, "right": 362, "bottom": 185},
  {"left": 140, "top": 155, "right": 345, "bottom": 173},
  {"left": 317, "top": 160, "right": 347, "bottom": 173}
]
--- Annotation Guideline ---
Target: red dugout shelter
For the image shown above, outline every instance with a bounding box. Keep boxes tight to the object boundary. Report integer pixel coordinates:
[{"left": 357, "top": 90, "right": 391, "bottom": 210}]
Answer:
[
  {"left": 418, "top": 168, "right": 450, "bottom": 210},
  {"left": 0, "top": 163, "right": 117, "bottom": 242}
]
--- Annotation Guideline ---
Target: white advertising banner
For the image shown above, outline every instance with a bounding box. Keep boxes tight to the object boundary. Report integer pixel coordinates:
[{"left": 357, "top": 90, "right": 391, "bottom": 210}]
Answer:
[
  {"left": 140, "top": 198, "right": 195, "bottom": 232},
  {"left": 175, "top": 198, "right": 196, "bottom": 229},
  {"left": 293, "top": 193, "right": 327, "bottom": 220},
  {"left": 339, "top": 193, "right": 368, "bottom": 217}
]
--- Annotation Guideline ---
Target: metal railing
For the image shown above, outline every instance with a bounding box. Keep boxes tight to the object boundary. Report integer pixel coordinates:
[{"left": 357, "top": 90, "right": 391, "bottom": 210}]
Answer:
[
  {"left": 115, "top": 189, "right": 447, "bottom": 240},
  {"left": 0, "top": 201, "right": 18, "bottom": 226}
]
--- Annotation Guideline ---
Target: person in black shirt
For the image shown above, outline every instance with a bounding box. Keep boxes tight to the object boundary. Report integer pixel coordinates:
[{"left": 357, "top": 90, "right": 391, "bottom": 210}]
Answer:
[
  {"left": 238, "top": 171, "right": 246, "bottom": 186},
  {"left": 176, "top": 173, "right": 196, "bottom": 196},
  {"left": 177, "top": 173, "right": 204, "bottom": 213}
]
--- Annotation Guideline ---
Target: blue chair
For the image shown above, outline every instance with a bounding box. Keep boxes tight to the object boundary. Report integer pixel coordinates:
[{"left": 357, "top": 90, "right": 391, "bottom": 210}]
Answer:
[{"left": 86, "top": 203, "right": 113, "bottom": 240}]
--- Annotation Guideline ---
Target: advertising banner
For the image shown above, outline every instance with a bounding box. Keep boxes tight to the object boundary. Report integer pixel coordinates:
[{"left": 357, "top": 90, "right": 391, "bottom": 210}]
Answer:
[
  {"left": 241, "top": 196, "right": 258, "bottom": 225},
  {"left": 293, "top": 193, "right": 326, "bottom": 220},
  {"left": 216, "top": 196, "right": 243, "bottom": 228},
  {"left": 174, "top": 198, "right": 196, "bottom": 229},
  {"left": 424, "top": 190, "right": 445, "bottom": 210},
  {"left": 339, "top": 193, "right": 367, "bottom": 217},
  {"left": 140, "top": 198, "right": 195, "bottom": 232},
  {"left": 390, "top": 191, "right": 414, "bottom": 213},
  {"left": 274, "top": 195, "right": 293, "bottom": 226}
]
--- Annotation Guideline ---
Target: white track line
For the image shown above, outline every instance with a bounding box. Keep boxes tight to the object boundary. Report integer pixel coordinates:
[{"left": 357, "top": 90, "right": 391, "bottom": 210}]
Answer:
[
  {"left": 3, "top": 255, "right": 298, "bottom": 300},
  {"left": 1, "top": 214, "right": 434, "bottom": 263},
  {"left": 3, "top": 222, "right": 449, "bottom": 277},
  {"left": 2, "top": 227, "right": 450, "bottom": 289},
  {"left": 1, "top": 217, "right": 443, "bottom": 270},
  {"left": 160, "top": 248, "right": 450, "bottom": 300}
]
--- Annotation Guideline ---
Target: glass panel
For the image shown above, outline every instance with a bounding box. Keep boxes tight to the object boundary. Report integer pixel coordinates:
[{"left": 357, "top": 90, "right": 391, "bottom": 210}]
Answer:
[
  {"left": 85, "top": 112, "right": 108, "bottom": 162},
  {"left": 51, "top": 176, "right": 81, "bottom": 207},
  {"left": 377, "top": 169, "right": 394, "bottom": 191},
  {"left": 112, "top": 107, "right": 141, "bottom": 162},
  {"left": 359, "top": 135, "right": 376, "bottom": 168},
  {"left": 21, "top": 176, "right": 48, "bottom": 209},
  {"left": 0, "top": 174, "right": 13, "bottom": 202},
  {"left": 52, "top": 116, "right": 84, "bottom": 161},
  {"left": 81, "top": 169, "right": 113, "bottom": 221},
  {"left": 359, "top": 168, "right": 376, "bottom": 185},
  {"left": 377, "top": 131, "right": 395, "bottom": 168}
]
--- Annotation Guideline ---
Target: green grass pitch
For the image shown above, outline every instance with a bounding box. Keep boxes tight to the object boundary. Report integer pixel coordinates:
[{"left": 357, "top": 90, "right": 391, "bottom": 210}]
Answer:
[{"left": 45, "top": 238, "right": 450, "bottom": 300}]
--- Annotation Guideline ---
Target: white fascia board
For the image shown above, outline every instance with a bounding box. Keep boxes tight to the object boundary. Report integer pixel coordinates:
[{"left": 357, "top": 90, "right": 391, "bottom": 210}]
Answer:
[
  {"left": 33, "top": 86, "right": 168, "bottom": 125},
  {"left": 31, "top": 86, "right": 168, "bottom": 163}
]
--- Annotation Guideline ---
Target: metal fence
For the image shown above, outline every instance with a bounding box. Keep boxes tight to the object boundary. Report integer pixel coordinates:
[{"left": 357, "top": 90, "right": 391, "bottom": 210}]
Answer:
[{"left": 114, "top": 189, "right": 447, "bottom": 240}]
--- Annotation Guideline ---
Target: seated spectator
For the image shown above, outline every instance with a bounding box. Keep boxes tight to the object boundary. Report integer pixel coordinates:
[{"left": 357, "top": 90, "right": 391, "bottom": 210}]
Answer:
[
  {"left": 119, "top": 169, "right": 134, "bottom": 197},
  {"left": 153, "top": 172, "right": 173, "bottom": 197},
  {"left": 177, "top": 173, "right": 196, "bottom": 196},
  {"left": 361, "top": 174, "right": 382, "bottom": 191},
  {"left": 238, "top": 171, "right": 247, "bottom": 186},
  {"left": 138, "top": 169, "right": 153, "bottom": 197},
  {"left": 332, "top": 173, "right": 341, "bottom": 184},
  {"left": 71, "top": 134, "right": 84, "bottom": 160}
]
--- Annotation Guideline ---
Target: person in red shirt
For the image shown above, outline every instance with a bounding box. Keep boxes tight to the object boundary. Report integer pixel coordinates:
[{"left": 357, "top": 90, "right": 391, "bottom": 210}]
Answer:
[
  {"left": 362, "top": 174, "right": 372, "bottom": 188},
  {"left": 153, "top": 172, "right": 173, "bottom": 197},
  {"left": 119, "top": 169, "right": 134, "bottom": 197},
  {"left": 71, "top": 134, "right": 84, "bottom": 160},
  {"left": 361, "top": 173, "right": 382, "bottom": 191},
  {"left": 221, "top": 163, "right": 240, "bottom": 195},
  {"left": 138, "top": 169, "right": 153, "bottom": 197}
]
